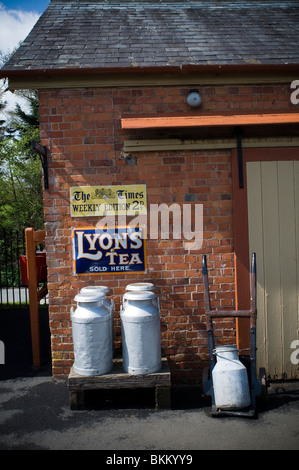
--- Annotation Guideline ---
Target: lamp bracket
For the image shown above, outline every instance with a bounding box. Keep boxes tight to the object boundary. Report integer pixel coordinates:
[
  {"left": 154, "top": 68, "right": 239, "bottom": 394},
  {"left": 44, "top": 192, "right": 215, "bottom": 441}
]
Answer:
[{"left": 32, "top": 141, "right": 49, "bottom": 190}]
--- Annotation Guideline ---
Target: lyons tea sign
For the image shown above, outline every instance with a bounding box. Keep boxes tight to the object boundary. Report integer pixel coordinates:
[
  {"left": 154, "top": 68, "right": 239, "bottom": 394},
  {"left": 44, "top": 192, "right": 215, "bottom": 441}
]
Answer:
[{"left": 72, "top": 226, "right": 147, "bottom": 275}]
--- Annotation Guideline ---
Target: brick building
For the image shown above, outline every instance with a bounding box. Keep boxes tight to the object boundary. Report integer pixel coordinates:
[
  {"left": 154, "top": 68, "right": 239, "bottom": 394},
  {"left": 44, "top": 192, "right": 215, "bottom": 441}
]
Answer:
[{"left": 1, "top": 0, "right": 299, "bottom": 383}]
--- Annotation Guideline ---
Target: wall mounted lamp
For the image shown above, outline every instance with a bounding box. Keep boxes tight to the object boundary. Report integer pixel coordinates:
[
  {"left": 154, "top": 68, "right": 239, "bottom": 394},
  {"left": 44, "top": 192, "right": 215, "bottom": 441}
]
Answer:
[{"left": 186, "top": 89, "right": 202, "bottom": 108}]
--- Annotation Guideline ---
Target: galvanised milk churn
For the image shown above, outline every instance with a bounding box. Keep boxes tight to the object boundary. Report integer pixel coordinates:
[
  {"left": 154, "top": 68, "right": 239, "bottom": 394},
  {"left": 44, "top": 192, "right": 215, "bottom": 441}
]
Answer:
[
  {"left": 80, "top": 285, "right": 114, "bottom": 355},
  {"left": 72, "top": 291, "right": 113, "bottom": 376},
  {"left": 212, "top": 345, "right": 251, "bottom": 410},
  {"left": 121, "top": 290, "right": 161, "bottom": 374}
]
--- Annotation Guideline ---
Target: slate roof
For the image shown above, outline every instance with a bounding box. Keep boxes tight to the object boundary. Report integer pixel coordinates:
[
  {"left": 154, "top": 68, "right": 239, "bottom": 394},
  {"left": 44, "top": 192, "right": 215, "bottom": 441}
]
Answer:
[{"left": 2, "top": 0, "right": 299, "bottom": 73}]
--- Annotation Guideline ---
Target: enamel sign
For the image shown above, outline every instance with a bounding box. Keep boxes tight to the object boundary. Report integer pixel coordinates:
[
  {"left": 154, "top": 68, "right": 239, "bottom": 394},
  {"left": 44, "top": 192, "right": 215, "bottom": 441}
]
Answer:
[
  {"left": 70, "top": 185, "right": 147, "bottom": 217},
  {"left": 72, "top": 226, "right": 147, "bottom": 275}
]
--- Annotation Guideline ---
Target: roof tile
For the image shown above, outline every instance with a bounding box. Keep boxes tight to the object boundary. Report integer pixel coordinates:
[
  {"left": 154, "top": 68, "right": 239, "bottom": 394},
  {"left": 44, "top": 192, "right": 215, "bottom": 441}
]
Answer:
[{"left": 2, "top": 0, "right": 299, "bottom": 71}]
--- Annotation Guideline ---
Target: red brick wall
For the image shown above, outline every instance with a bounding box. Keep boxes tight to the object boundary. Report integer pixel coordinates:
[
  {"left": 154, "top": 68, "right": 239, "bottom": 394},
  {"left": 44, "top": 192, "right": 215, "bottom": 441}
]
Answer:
[{"left": 39, "top": 83, "right": 293, "bottom": 381}]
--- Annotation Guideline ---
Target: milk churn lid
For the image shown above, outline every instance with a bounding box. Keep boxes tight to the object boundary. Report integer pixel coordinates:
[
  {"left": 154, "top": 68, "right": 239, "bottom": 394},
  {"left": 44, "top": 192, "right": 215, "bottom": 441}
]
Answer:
[
  {"left": 124, "top": 290, "right": 156, "bottom": 301},
  {"left": 74, "top": 292, "right": 106, "bottom": 303},
  {"left": 214, "top": 344, "right": 238, "bottom": 353},
  {"left": 125, "top": 282, "right": 154, "bottom": 291},
  {"left": 81, "top": 285, "right": 111, "bottom": 294}
]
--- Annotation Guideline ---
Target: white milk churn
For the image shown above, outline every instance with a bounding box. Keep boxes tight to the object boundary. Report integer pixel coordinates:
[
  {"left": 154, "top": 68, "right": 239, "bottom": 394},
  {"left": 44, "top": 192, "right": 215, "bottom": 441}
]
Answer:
[
  {"left": 121, "top": 291, "right": 161, "bottom": 374},
  {"left": 72, "top": 291, "right": 113, "bottom": 376},
  {"left": 212, "top": 345, "right": 251, "bottom": 409},
  {"left": 80, "top": 285, "right": 114, "bottom": 356}
]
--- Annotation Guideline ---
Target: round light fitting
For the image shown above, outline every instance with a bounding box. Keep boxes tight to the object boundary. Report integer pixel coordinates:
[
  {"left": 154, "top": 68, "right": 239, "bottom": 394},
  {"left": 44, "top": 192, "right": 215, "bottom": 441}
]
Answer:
[{"left": 187, "top": 89, "right": 202, "bottom": 108}]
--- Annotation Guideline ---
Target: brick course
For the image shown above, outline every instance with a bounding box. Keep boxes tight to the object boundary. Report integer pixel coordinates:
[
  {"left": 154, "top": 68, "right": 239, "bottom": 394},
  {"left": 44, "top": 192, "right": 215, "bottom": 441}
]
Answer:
[{"left": 39, "top": 83, "right": 293, "bottom": 381}]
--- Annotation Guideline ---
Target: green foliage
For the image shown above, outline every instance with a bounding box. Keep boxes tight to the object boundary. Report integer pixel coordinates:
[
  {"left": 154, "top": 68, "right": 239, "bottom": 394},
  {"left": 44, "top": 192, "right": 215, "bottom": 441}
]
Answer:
[
  {"left": 0, "top": 89, "right": 44, "bottom": 232},
  {"left": 0, "top": 54, "right": 44, "bottom": 292}
]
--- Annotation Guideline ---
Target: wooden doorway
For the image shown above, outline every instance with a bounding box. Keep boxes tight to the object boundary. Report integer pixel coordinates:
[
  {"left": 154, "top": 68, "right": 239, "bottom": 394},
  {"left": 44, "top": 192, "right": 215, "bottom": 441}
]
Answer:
[{"left": 233, "top": 148, "right": 299, "bottom": 380}]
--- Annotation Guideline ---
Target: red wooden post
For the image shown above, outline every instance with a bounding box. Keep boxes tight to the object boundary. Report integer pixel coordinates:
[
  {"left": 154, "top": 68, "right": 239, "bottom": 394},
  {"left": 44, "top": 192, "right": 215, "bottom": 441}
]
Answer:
[{"left": 25, "top": 228, "right": 46, "bottom": 367}]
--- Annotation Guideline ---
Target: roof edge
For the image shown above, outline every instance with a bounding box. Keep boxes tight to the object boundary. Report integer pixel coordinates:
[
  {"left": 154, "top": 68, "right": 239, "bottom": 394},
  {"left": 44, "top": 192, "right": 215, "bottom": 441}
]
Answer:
[
  {"left": 2, "top": 63, "right": 299, "bottom": 90},
  {"left": 2, "top": 63, "right": 299, "bottom": 80}
]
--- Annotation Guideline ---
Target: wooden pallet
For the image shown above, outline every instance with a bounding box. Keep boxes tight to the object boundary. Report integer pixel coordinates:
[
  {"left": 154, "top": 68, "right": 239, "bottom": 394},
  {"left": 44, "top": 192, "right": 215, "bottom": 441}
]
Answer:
[{"left": 68, "top": 357, "right": 171, "bottom": 410}]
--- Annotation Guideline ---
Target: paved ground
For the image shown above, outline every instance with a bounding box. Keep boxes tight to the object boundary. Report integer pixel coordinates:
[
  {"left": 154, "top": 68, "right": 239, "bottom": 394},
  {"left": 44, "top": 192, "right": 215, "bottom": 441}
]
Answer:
[
  {"left": 0, "top": 374, "right": 299, "bottom": 452},
  {"left": 0, "top": 308, "right": 299, "bottom": 452}
]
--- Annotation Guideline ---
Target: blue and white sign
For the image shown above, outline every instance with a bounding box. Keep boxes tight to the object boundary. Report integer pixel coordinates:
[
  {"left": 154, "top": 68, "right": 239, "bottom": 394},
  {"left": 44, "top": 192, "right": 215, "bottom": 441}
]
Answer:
[{"left": 73, "top": 226, "right": 147, "bottom": 275}]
